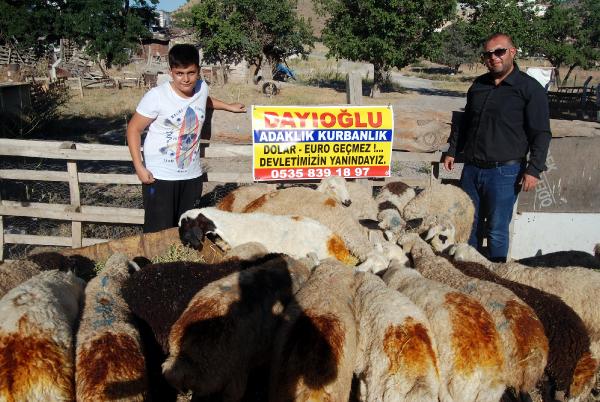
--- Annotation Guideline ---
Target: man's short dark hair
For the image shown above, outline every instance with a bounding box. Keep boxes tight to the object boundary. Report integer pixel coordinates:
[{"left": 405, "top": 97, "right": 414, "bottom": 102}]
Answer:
[
  {"left": 484, "top": 33, "right": 516, "bottom": 48},
  {"left": 168, "top": 44, "right": 200, "bottom": 68}
]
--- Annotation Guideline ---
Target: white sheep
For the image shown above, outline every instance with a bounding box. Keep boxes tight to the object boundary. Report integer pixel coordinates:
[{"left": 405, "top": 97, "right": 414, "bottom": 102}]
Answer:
[
  {"left": 269, "top": 259, "right": 357, "bottom": 402},
  {"left": 162, "top": 253, "right": 312, "bottom": 401},
  {"left": 216, "top": 183, "right": 278, "bottom": 212},
  {"left": 240, "top": 186, "right": 374, "bottom": 262},
  {"left": 179, "top": 207, "right": 357, "bottom": 265},
  {"left": 402, "top": 182, "right": 475, "bottom": 244},
  {"left": 382, "top": 259, "right": 506, "bottom": 402},
  {"left": 352, "top": 271, "right": 446, "bottom": 402},
  {"left": 375, "top": 181, "right": 417, "bottom": 241},
  {"left": 0, "top": 270, "right": 85, "bottom": 401},
  {"left": 400, "top": 234, "right": 548, "bottom": 398},
  {"left": 75, "top": 252, "right": 147, "bottom": 402}
]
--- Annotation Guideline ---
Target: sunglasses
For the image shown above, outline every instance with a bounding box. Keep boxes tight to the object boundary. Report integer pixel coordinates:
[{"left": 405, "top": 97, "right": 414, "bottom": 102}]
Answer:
[{"left": 482, "top": 48, "right": 508, "bottom": 59}]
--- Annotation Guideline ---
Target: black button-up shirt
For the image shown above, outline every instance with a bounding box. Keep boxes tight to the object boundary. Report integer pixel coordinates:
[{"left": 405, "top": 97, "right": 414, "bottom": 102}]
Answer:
[{"left": 447, "top": 64, "right": 552, "bottom": 178}]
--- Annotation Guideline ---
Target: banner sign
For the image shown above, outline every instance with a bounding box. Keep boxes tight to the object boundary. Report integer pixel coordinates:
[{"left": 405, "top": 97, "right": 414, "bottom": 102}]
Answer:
[{"left": 252, "top": 105, "right": 394, "bottom": 181}]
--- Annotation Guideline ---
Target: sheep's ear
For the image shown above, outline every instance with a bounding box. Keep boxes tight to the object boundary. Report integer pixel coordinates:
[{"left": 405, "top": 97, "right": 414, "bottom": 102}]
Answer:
[
  {"left": 405, "top": 218, "right": 423, "bottom": 231},
  {"left": 424, "top": 226, "right": 438, "bottom": 241}
]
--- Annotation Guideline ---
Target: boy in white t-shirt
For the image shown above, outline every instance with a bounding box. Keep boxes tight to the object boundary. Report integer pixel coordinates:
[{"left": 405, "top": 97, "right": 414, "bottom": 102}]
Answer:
[{"left": 127, "top": 44, "right": 246, "bottom": 233}]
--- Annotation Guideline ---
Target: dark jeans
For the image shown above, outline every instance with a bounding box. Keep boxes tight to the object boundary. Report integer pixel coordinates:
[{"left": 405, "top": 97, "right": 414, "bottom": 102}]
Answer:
[
  {"left": 142, "top": 177, "right": 203, "bottom": 233},
  {"left": 460, "top": 163, "right": 523, "bottom": 262}
]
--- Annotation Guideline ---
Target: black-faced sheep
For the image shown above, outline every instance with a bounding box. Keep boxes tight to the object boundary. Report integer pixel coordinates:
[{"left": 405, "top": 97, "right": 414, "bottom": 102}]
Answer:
[
  {"left": 352, "top": 271, "right": 445, "bottom": 402},
  {"left": 76, "top": 252, "right": 147, "bottom": 402},
  {"left": 0, "top": 270, "right": 85, "bottom": 401},
  {"left": 179, "top": 207, "right": 357, "bottom": 265},
  {"left": 450, "top": 244, "right": 597, "bottom": 401},
  {"left": 269, "top": 259, "right": 357, "bottom": 402},
  {"left": 382, "top": 259, "right": 506, "bottom": 402},
  {"left": 400, "top": 234, "right": 548, "bottom": 398},
  {"left": 162, "top": 254, "right": 312, "bottom": 401}
]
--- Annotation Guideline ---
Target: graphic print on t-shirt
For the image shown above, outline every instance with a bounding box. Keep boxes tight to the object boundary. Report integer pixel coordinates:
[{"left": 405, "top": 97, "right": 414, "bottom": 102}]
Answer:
[{"left": 158, "top": 106, "right": 203, "bottom": 170}]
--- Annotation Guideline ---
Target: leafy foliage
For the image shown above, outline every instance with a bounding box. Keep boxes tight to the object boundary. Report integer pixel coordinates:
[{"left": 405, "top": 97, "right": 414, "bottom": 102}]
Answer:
[
  {"left": 67, "top": 0, "right": 158, "bottom": 67},
  {"left": 430, "top": 20, "right": 479, "bottom": 73},
  {"left": 0, "top": 0, "right": 157, "bottom": 68},
  {"left": 0, "top": 0, "right": 70, "bottom": 56},
  {"left": 184, "top": 0, "right": 314, "bottom": 68},
  {"left": 317, "top": 0, "right": 457, "bottom": 94},
  {"left": 531, "top": 0, "right": 600, "bottom": 84},
  {"left": 460, "top": 0, "right": 539, "bottom": 53}
]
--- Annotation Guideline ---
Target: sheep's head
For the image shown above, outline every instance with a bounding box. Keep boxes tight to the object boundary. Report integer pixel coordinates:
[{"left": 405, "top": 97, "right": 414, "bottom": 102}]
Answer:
[
  {"left": 317, "top": 176, "right": 351, "bottom": 206},
  {"left": 377, "top": 207, "right": 405, "bottom": 233},
  {"left": 178, "top": 209, "right": 216, "bottom": 251},
  {"left": 449, "top": 243, "right": 489, "bottom": 264},
  {"left": 424, "top": 222, "right": 456, "bottom": 253}
]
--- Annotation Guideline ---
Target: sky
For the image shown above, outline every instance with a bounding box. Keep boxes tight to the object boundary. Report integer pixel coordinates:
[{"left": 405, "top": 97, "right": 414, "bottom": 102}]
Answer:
[{"left": 157, "top": 0, "right": 187, "bottom": 12}]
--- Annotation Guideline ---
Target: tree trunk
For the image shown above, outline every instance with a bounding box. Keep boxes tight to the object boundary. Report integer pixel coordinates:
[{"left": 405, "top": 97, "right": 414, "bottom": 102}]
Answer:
[
  {"left": 562, "top": 64, "right": 578, "bottom": 86},
  {"left": 371, "top": 63, "right": 383, "bottom": 98}
]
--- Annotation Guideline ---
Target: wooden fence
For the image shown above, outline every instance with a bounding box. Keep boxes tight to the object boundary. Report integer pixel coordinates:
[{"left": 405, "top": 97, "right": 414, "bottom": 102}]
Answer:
[{"left": 0, "top": 137, "right": 444, "bottom": 260}]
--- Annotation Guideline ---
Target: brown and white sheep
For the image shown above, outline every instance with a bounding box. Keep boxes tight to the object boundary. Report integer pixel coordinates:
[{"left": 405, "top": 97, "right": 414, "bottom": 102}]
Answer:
[
  {"left": 269, "top": 259, "right": 357, "bottom": 402},
  {"left": 162, "top": 253, "right": 312, "bottom": 401},
  {"left": 0, "top": 270, "right": 85, "bottom": 401},
  {"left": 76, "top": 252, "right": 147, "bottom": 402},
  {"left": 353, "top": 271, "right": 445, "bottom": 402},
  {"left": 400, "top": 234, "right": 548, "bottom": 399},
  {"left": 216, "top": 183, "right": 278, "bottom": 212},
  {"left": 382, "top": 260, "right": 506, "bottom": 402},
  {"left": 451, "top": 243, "right": 597, "bottom": 401}
]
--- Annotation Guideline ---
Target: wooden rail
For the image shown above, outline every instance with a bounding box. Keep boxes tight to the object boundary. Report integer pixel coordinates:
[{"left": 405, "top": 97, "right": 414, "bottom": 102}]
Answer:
[{"left": 0, "top": 138, "right": 444, "bottom": 260}]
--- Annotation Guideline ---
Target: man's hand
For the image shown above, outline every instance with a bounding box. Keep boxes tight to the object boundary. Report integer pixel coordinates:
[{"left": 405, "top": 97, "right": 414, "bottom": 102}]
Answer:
[
  {"left": 227, "top": 102, "right": 247, "bottom": 113},
  {"left": 520, "top": 173, "right": 539, "bottom": 192},
  {"left": 443, "top": 155, "right": 455, "bottom": 171},
  {"left": 136, "top": 166, "right": 155, "bottom": 184}
]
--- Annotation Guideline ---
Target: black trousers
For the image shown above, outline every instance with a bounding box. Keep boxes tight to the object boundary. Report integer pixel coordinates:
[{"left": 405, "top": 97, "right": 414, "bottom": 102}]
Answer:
[{"left": 142, "top": 177, "right": 203, "bottom": 233}]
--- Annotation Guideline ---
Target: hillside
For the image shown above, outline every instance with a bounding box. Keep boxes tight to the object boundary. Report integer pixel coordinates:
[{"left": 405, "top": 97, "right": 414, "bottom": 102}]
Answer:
[{"left": 175, "top": 0, "right": 327, "bottom": 37}]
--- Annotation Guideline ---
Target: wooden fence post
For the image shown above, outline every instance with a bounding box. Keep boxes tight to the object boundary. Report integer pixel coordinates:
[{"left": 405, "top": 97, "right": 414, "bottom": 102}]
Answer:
[
  {"left": 67, "top": 159, "right": 82, "bottom": 248},
  {"left": 346, "top": 72, "right": 362, "bottom": 105},
  {"left": 0, "top": 192, "right": 4, "bottom": 261},
  {"left": 77, "top": 77, "right": 84, "bottom": 98}
]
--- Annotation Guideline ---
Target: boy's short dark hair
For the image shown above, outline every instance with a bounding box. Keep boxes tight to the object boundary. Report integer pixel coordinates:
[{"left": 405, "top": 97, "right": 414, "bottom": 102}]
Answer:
[{"left": 168, "top": 44, "right": 200, "bottom": 68}]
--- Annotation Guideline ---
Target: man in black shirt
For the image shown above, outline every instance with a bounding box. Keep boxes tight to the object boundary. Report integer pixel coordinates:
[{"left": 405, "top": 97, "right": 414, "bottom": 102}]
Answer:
[{"left": 443, "top": 33, "right": 551, "bottom": 262}]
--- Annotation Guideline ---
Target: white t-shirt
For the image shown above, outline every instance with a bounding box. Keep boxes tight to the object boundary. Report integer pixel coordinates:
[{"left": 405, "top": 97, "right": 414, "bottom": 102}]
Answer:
[{"left": 136, "top": 80, "right": 209, "bottom": 180}]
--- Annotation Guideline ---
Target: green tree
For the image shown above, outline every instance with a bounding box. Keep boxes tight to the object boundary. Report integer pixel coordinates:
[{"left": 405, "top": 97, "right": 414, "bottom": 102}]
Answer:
[
  {"left": 184, "top": 0, "right": 314, "bottom": 73},
  {"left": 532, "top": 0, "right": 600, "bottom": 85},
  {"left": 430, "top": 20, "right": 479, "bottom": 73},
  {"left": 0, "top": 0, "right": 69, "bottom": 57},
  {"left": 317, "top": 0, "right": 456, "bottom": 96},
  {"left": 461, "top": 0, "right": 539, "bottom": 54},
  {"left": 67, "top": 0, "right": 158, "bottom": 68}
]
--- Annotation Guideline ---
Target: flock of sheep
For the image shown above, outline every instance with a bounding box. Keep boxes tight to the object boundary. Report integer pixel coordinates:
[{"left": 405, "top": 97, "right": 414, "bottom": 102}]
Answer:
[{"left": 0, "top": 176, "right": 599, "bottom": 402}]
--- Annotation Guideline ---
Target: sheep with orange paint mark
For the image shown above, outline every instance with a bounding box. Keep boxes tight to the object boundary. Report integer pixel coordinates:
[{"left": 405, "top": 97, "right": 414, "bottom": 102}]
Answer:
[
  {"left": 382, "top": 258, "right": 507, "bottom": 402},
  {"left": 75, "top": 253, "right": 148, "bottom": 402},
  {"left": 0, "top": 270, "right": 85, "bottom": 401},
  {"left": 179, "top": 207, "right": 357, "bottom": 265},
  {"left": 162, "top": 253, "right": 312, "bottom": 401},
  {"left": 216, "top": 183, "right": 278, "bottom": 212},
  {"left": 270, "top": 259, "right": 358, "bottom": 402},
  {"left": 352, "top": 270, "right": 446, "bottom": 402},
  {"left": 451, "top": 243, "right": 599, "bottom": 401},
  {"left": 240, "top": 186, "right": 376, "bottom": 262},
  {"left": 400, "top": 234, "right": 548, "bottom": 400}
]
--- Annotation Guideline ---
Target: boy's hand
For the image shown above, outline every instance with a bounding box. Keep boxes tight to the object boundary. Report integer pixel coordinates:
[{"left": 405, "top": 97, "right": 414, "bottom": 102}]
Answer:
[
  {"left": 228, "top": 103, "right": 247, "bottom": 113},
  {"left": 136, "top": 166, "right": 155, "bottom": 184}
]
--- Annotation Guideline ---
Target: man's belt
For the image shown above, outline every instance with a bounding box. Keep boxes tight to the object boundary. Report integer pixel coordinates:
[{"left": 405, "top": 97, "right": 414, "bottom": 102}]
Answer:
[{"left": 468, "top": 159, "right": 524, "bottom": 169}]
